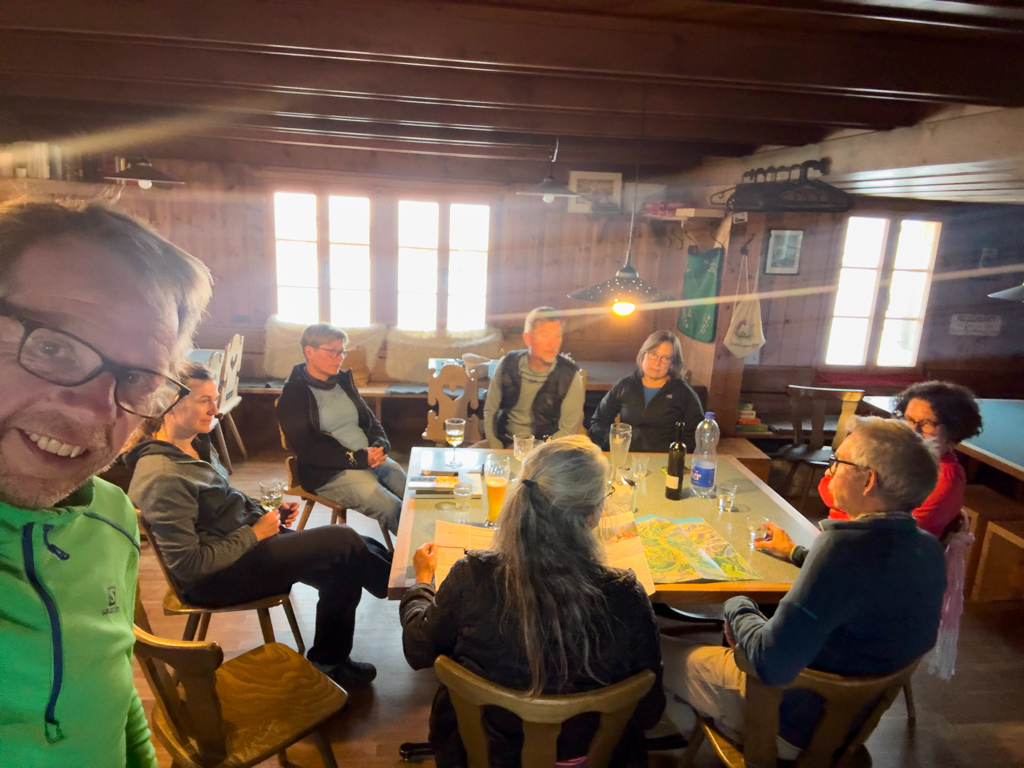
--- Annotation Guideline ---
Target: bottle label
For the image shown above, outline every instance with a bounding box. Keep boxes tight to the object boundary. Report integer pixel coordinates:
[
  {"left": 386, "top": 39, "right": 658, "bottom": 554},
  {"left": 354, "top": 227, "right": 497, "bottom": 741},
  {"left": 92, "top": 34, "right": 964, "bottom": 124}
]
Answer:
[
  {"left": 665, "top": 474, "right": 680, "bottom": 490},
  {"left": 691, "top": 462, "right": 715, "bottom": 489}
]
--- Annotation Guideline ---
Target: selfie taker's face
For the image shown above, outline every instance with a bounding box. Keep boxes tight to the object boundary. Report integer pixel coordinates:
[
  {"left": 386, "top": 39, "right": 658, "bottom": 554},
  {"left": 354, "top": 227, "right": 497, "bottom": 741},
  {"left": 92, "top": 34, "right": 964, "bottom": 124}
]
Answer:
[{"left": 0, "top": 238, "right": 178, "bottom": 509}]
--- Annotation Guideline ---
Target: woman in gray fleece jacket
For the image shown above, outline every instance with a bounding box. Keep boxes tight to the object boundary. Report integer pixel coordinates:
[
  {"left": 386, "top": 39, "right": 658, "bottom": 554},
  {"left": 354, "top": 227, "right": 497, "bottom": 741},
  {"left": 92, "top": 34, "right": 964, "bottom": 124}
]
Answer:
[{"left": 125, "top": 363, "right": 391, "bottom": 690}]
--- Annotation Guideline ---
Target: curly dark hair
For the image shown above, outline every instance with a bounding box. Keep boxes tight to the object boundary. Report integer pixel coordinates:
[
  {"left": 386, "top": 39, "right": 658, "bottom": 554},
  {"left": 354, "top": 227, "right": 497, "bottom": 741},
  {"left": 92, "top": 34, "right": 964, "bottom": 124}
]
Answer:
[{"left": 893, "top": 381, "right": 983, "bottom": 444}]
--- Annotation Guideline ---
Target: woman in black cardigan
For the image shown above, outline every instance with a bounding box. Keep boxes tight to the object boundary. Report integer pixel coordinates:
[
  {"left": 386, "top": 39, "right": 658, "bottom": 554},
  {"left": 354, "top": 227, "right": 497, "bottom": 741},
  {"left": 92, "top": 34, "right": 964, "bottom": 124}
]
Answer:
[
  {"left": 400, "top": 436, "right": 664, "bottom": 767},
  {"left": 589, "top": 330, "right": 704, "bottom": 453}
]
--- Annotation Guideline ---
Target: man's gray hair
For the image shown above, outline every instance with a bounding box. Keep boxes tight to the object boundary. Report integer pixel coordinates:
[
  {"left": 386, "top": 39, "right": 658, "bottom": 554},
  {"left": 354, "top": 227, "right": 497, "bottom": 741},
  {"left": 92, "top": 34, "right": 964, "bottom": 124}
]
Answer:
[
  {"left": 845, "top": 415, "right": 939, "bottom": 511},
  {"left": 0, "top": 198, "right": 212, "bottom": 354},
  {"left": 524, "top": 306, "right": 563, "bottom": 334},
  {"left": 300, "top": 323, "right": 348, "bottom": 350}
]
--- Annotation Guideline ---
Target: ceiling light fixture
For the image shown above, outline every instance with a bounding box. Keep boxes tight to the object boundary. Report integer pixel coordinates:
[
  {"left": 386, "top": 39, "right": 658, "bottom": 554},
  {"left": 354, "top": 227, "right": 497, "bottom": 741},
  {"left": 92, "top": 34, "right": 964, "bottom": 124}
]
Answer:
[
  {"left": 104, "top": 157, "right": 184, "bottom": 189},
  {"left": 516, "top": 138, "right": 578, "bottom": 203}
]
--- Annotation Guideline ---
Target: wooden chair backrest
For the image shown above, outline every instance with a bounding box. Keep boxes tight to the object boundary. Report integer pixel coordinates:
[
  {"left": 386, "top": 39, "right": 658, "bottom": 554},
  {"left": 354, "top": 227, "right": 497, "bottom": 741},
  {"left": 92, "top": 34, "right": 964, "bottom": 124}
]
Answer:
[
  {"left": 434, "top": 655, "right": 655, "bottom": 768},
  {"left": 786, "top": 385, "right": 864, "bottom": 452},
  {"left": 133, "top": 625, "right": 228, "bottom": 765},
  {"left": 218, "top": 334, "right": 244, "bottom": 412},
  {"left": 425, "top": 363, "right": 480, "bottom": 444},
  {"left": 137, "top": 512, "right": 191, "bottom": 606},
  {"left": 735, "top": 647, "right": 920, "bottom": 768},
  {"left": 285, "top": 455, "right": 303, "bottom": 493}
]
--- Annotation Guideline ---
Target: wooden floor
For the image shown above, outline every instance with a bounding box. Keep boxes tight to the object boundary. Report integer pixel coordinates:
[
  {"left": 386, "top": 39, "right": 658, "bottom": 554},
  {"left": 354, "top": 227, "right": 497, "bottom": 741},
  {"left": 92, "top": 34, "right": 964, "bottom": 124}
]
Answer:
[{"left": 135, "top": 450, "right": 1024, "bottom": 768}]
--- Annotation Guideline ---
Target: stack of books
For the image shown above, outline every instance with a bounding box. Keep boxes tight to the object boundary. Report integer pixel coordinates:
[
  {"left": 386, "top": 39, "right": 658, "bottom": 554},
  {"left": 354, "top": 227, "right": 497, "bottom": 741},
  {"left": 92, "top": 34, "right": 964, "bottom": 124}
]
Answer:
[{"left": 736, "top": 402, "right": 769, "bottom": 433}]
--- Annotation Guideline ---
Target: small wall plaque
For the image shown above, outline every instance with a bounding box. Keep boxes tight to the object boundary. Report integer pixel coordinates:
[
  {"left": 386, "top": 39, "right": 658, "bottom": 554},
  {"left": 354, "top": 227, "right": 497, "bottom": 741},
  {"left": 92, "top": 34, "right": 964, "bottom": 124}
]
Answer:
[{"left": 949, "top": 313, "right": 1002, "bottom": 337}]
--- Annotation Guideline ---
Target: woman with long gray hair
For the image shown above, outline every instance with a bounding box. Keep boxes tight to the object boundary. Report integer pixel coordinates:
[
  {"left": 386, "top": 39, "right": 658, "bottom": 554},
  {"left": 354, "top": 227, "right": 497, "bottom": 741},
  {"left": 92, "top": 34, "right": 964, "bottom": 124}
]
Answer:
[{"left": 400, "top": 436, "right": 664, "bottom": 767}]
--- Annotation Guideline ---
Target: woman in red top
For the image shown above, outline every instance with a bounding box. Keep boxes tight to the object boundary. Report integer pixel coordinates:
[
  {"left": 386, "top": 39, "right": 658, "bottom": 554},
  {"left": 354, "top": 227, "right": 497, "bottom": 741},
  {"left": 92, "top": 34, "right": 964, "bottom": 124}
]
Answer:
[{"left": 820, "top": 381, "right": 983, "bottom": 538}]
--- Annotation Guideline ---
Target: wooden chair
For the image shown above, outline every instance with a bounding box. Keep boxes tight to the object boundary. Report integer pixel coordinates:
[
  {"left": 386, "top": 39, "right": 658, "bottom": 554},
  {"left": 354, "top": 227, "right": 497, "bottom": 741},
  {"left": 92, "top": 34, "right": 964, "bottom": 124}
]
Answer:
[
  {"left": 133, "top": 626, "right": 346, "bottom": 768},
  {"left": 210, "top": 334, "right": 247, "bottom": 474},
  {"left": 775, "top": 385, "right": 864, "bottom": 512},
  {"left": 424, "top": 362, "right": 481, "bottom": 446},
  {"left": 434, "top": 655, "right": 655, "bottom": 768},
  {"left": 682, "top": 647, "right": 920, "bottom": 768},
  {"left": 138, "top": 512, "right": 305, "bottom": 652}
]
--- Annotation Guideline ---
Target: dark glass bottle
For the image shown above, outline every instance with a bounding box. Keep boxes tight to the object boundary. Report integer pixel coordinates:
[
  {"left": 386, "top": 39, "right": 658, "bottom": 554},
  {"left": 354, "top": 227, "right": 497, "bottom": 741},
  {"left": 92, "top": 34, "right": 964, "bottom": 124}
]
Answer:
[{"left": 665, "top": 421, "right": 685, "bottom": 500}]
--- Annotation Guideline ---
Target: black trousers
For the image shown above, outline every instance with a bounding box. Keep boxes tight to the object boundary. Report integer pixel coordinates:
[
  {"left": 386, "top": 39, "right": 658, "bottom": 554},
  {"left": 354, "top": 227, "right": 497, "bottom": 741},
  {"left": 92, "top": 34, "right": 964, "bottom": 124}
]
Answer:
[{"left": 184, "top": 526, "right": 392, "bottom": 664}]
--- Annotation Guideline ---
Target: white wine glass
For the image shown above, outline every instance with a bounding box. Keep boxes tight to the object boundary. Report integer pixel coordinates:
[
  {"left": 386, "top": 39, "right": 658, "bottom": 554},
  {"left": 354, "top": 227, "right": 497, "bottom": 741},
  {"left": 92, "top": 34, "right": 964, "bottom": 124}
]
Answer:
[
  {"left": 445, "top": 418, "right": 466, "bottom": 468},
  {"left": 512, "top": 433, "right": 534, "bottom": 476},
  {"left": 259, "top": 479, "right": 284, "bottom": 514}
]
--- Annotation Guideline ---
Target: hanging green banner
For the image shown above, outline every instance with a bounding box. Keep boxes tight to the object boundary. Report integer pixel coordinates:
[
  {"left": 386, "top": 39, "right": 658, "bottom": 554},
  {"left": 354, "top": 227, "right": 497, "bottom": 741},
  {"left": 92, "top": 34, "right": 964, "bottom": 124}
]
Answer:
[{"left": 677, "top": 247, "right": 722, "bottom": 343}]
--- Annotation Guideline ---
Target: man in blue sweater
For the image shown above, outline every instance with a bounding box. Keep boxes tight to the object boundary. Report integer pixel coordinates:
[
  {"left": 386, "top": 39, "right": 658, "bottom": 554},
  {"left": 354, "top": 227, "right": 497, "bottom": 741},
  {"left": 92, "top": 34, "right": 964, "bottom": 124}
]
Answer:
[{"left": 661, "top": 416, "right": 946, "bottom": 758}]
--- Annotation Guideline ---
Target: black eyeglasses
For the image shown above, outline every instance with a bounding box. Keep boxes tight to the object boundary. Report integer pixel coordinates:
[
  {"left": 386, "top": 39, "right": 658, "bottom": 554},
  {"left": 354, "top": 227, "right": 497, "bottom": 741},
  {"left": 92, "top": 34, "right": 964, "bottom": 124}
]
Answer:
[
  {"left": 315, "top": 346, "right": 347, "bottom": 360},
  {"left": 0, "top": 300, "right": 189, "bottom": 418},
  {"left": 903, "top": 415, "right": 942, "bottom": 435},
  {"left": 827, "top": 454, "right": 871, "bottom": 475}
]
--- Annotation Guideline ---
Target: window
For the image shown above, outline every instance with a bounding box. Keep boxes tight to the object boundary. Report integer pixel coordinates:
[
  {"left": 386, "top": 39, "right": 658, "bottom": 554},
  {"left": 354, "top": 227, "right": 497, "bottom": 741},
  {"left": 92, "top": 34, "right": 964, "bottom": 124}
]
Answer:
[
  {"left": 273, "top": 189, "right": 490, "bottom": 331},
  {"left": 272, "top": 192, "right": 372, "bottom": 328},
  {"left": 395, "top": 200, "right": 491, "bottom": 332},
  {"left": 825, "top": 216, "right": 941, "bottom": 367}
]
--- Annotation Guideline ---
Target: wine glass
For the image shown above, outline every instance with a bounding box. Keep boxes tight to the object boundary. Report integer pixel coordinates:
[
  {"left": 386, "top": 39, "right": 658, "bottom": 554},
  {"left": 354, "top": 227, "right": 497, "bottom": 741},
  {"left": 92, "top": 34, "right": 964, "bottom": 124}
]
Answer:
[
  {"left": 445, "top": 418, "right": 466, "bottom": 468},
  {"left": 484, "top": 454, "right": 510, "bottom": 529},
  {"left": 259, "top": 479, "right": 284, "bottom": 515},
  {"left": 609, "top": 423, "right": 632, "bottom": 485},
  {"left": 512, "top": 433, "right": 534, "bottom": 476}
]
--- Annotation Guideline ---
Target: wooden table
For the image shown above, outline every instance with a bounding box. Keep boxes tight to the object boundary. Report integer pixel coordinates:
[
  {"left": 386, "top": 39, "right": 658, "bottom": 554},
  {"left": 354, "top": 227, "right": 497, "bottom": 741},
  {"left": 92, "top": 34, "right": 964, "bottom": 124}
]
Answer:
[
  {"left": 387, "top": 447, "right": 816, "bottom": 604},
  {"left": 862, "top": 396, "right": 1024, "bottom": 482}
]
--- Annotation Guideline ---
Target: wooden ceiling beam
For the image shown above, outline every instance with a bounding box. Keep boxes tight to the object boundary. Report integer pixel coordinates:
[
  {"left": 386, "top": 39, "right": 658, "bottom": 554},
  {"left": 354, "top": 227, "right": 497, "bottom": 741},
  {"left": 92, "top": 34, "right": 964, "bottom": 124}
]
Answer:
[
  {"left": 0, "top": 32, "right": 929, "bottom": 132},
  {"left": 1, "top": 0, "right": 1022, "bottom": 104}
]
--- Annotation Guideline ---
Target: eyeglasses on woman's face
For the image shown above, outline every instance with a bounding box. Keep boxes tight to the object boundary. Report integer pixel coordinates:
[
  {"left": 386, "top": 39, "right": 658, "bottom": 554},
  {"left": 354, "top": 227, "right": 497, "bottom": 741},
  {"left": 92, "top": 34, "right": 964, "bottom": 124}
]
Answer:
[
  {"left": 315, "top": 346, "right": 347, "bottom": 360},
  {"left": 0, "top": 299, "right": 189, "bottom": 419},
  {"left": 645, "top": 351, "right": 673, "bottom": 365},
  {"left": 903, "top": 415, "right": 941, "bottom": 436}
]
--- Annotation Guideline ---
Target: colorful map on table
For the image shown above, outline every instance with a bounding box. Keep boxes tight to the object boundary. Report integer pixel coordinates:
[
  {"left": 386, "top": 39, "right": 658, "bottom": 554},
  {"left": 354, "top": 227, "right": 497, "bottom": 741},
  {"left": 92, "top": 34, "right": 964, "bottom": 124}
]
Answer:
[{"left": 635, "top": 516, "right": 760, "bottom": 583}]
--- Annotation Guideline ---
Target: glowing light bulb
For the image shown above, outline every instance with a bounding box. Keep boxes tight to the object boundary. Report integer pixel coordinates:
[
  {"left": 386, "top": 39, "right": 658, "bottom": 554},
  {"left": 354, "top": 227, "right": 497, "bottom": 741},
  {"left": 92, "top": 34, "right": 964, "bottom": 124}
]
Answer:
[
  {"left": 612, "top": 301, "right": 635, "bottom": 316},
  {"left": 137, "top": 179, "right": 153, "bottom": 190},
  {"left": 542, "top": 193, "right": 555, "bottom": 203}
]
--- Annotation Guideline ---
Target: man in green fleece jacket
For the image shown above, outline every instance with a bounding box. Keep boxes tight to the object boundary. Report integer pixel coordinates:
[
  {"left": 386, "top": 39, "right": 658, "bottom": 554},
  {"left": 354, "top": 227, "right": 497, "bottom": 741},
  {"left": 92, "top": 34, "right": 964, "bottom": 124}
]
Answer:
[{"left": 0, "top": 199, "right": 212, "bottom": 767}]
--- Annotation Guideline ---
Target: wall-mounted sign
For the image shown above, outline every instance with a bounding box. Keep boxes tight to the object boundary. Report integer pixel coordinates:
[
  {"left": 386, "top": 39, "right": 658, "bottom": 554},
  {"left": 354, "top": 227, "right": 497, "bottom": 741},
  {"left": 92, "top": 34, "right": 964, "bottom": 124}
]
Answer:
[{"left": 949, "top": 313, "right": 1002, "bottom": 337}]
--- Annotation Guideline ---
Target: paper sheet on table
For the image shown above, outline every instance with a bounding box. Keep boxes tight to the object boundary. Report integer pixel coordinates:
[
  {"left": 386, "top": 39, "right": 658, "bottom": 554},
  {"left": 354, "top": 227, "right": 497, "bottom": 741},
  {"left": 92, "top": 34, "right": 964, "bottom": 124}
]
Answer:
[
  {"left": 433, "top": 520, "right": 496, "bottom": 587},
  {"left": 598, "top": 510, "right": 656, "bottom": 596}
]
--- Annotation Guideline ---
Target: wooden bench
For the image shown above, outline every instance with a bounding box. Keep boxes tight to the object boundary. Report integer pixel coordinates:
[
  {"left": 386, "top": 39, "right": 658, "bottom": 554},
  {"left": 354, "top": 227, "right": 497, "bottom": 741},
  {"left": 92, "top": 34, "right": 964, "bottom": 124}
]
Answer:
[
  {"left": 972, "top": 520, "right": 1024, "bottom": 602},
  {"left": 962, "top": 485, "right": 1024, "bottom": 597}
]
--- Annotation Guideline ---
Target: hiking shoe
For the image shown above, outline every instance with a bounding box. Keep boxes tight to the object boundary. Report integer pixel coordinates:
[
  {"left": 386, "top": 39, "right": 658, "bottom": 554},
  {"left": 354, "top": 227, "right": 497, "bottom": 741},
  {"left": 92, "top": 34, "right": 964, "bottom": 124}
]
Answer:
[{"left": 328, "top": 658, "right": 377, "bottom": 689}]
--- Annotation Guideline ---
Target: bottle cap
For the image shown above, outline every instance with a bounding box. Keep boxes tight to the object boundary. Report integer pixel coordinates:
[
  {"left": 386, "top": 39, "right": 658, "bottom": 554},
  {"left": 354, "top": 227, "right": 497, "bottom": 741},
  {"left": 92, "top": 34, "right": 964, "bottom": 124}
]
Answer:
[{"left": 705, "top": 412, "right": 714, "bottom": 419}]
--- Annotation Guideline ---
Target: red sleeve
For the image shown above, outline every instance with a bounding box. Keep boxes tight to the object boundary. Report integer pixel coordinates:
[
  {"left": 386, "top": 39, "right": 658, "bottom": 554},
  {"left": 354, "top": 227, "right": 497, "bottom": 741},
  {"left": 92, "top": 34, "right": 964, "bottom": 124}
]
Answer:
[
  {"left": 912, "top": 452, "right": 966, "bottom": 538},
  {"left": 817, "top": 475, "right": 851, "bottom": 521}
]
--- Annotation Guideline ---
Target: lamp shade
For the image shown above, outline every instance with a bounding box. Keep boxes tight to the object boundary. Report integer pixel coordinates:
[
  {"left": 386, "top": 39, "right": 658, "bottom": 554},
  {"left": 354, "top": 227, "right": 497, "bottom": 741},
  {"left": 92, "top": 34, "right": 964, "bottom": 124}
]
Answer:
[
  {"left": 104, "top": 158, "right": 184, "bottom": 187},
  {"left": 988, "top": 283, "right": 1024, "bottom": 301},
  {"left": 516, "top": 174, "right": 578, "bottom": 201},
  {"left": 568, "top": 263, "right": 672, "bottom": 304}
]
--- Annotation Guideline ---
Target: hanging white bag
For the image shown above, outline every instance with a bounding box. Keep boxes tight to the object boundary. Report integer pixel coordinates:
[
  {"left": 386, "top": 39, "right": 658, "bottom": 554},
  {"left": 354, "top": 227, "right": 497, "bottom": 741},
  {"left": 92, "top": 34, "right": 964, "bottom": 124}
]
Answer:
[{"left": 724, "top": 255, "right": 765, "bottom": 358}]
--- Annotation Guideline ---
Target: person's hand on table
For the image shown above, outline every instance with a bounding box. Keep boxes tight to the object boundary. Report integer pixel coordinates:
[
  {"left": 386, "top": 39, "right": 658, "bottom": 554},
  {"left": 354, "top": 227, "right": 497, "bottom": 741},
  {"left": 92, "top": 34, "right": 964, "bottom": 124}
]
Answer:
[
  {"left": 414, "top": 543, "right": 438, "bottom": 585},
  {"left": 252, "top": 510, "right": 281, "bottom": 541},
  {"left": 754, "top": 521, "right": 796, "bottom": 560},
  {"left": 278, "top": 502, "right": 300, "bottom": 528},
  {"left": 367, "top": 446, "right": 386, "bottom": 468},
  {"left": 724, "top": 619, "right": 737, "bottom": 649}
]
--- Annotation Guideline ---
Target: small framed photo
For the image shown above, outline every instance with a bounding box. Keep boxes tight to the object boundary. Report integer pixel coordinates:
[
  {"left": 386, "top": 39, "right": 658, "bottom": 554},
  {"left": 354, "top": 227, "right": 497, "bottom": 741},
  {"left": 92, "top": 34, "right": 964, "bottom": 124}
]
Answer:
[
  {"left": 764, "top": 229, "right": 803, "bottom": 274},
  {"left": 568, "top": 171, "right": 622, "bottom": 214}
]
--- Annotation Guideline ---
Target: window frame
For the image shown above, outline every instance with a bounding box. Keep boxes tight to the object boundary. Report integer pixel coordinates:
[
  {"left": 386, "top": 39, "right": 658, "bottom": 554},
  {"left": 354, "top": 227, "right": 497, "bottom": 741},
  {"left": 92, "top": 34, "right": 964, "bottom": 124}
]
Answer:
[
  {"left": 822, "top": 213, "right": 943, "bottom": 371},
  {"left": 265, "top": 181, "right": 497, "bottom": 331}
]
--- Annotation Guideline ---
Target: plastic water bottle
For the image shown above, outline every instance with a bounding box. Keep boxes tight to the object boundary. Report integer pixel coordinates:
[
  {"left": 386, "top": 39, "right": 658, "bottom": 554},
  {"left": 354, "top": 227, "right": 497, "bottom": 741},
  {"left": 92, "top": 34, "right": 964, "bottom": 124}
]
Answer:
[{"left": 690, "top": 412, "right": 720, "bottom": 499}]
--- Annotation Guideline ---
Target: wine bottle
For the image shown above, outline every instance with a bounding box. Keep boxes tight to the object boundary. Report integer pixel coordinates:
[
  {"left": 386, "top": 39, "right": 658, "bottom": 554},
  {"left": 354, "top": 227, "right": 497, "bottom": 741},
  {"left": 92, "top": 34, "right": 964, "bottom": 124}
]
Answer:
[{"left": 665, "top": 421, "right": 685, "bottom": 500}]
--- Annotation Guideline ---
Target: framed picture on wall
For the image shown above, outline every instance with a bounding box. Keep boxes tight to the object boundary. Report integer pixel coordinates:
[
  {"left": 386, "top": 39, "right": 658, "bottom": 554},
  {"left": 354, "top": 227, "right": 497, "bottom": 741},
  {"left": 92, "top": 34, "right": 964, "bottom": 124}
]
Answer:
[
  {"left": 764, "top": 229, "right": 803, "bottom": 274},
  {"left": 568, "top": 171, "right": 622, "bottom": 214}
]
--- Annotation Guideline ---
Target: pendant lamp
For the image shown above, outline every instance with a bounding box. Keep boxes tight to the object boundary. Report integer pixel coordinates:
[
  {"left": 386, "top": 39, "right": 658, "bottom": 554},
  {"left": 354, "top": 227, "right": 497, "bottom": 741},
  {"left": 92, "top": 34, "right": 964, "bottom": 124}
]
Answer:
[
  {"left": 568, "top": 164, "right": 671, "bottom": 316},
  {"left": 104, "top": 158, "right": 184, "bottom": 189},
  {"left": 988, "top": 283, "right": 1024, "bottom": 301},
  {"left": 516, "top": 138, "right": 578, "bottom": 203}
]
